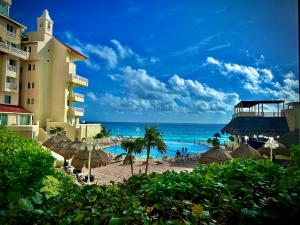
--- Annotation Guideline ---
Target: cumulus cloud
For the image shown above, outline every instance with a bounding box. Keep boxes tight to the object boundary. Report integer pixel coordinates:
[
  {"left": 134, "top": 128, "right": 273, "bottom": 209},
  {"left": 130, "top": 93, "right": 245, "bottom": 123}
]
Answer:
[
  {"left": 63, "top": 32, "right": 158, "bottom": 70},
  {"left": 206, "top": 56, "right": 299, "bottom": 102},
  {"left": 88, "top": 66, "right": 240, "bottom": 113}
]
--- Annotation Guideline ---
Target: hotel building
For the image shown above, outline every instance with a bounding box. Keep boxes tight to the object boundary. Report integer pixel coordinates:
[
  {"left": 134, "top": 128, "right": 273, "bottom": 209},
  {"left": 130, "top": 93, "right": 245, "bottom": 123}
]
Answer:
[{"left": 0, "top": 0, "right": 100, "bottom": 140}]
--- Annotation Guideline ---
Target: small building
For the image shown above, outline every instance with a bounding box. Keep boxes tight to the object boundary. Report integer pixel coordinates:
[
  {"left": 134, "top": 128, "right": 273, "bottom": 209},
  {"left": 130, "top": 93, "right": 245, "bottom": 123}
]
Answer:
[{"left": 222, "top": 100, "right": 290, "bottom": 149}]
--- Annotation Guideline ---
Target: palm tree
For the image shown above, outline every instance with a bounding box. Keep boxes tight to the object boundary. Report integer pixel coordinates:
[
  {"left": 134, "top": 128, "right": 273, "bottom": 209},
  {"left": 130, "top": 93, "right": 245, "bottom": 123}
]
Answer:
[
  {"left": 115, "top": 138, "right": 144, "bottom": 176},
  {"left": 49, "top": 126, "right": 65, "bottom": 135},
  {"left": 143, "top": 126, "right": 167, "bottom": 175}
]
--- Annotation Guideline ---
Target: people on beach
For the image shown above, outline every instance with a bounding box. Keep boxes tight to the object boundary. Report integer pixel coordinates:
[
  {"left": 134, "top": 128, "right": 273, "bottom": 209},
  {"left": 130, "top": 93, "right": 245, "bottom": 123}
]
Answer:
[{"left": 176, "top": 150, "right": 181, "bottom": 158}]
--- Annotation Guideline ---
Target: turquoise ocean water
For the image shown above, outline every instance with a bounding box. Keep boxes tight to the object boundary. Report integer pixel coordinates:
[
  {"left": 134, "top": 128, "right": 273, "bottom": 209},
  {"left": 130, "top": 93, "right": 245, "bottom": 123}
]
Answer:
[{"left": 100, "top": 122, "right": 227, "bottom": 159}]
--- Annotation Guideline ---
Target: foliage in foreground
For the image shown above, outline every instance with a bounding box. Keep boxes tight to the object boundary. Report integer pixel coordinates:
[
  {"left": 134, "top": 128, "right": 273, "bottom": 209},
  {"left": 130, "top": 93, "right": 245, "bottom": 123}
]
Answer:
[
  {"left": 0, "top": 126, "right": 54, "bottom": 207},
  {"left": 3, "top": 159, "right": 300, "bottom": 225},
  {"left": 94, "top": 126, "right": 112, "bottom": 139}
]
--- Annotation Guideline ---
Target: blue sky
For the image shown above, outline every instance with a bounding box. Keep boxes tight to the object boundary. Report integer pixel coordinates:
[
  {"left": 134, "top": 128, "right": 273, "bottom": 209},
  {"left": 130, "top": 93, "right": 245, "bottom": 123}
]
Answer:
[{"left": 13, "top": 0, "right": 299, "bottom": 123}]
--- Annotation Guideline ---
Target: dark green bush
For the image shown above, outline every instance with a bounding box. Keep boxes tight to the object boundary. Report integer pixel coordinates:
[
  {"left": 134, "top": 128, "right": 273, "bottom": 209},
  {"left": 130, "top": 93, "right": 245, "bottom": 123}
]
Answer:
[
  {"left": 4, "top": 159, "right": 300, "bottom": 225},
  {"left": 0, "top": 126, "right": 54, "bottom": 208}
]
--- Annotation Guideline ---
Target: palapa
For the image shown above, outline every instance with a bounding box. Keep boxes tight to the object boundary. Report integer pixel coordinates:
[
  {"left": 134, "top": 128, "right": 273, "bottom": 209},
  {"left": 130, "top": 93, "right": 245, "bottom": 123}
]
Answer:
[
  {"left": 42, "top": 132, "right": 69, "bottom": 148},
  {"left": 198, "top": 146, "right": 233, "bottom": 164},
  {"left": 72, "top": 149, "right": 111, "bottom": 169},
  {"left": 258, "top": 142, "right": 290, "bottom": 157},
  {"left": 230, "top": 143, "right": 262, "bottom": 159}
]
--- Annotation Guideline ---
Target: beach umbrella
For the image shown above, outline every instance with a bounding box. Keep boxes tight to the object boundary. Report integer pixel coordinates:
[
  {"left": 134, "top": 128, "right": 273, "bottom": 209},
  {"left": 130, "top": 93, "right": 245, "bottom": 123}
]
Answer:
[
  {"left": 198, "top": 146, "right": 233, "bottom": 164},
  {"left": 72, "top": 149, "right": 111, "bottom": 169},
  {"left": 259, "top": 142, "right": 290, "bottom": 157},
  {"left": 230, "top": 143, "right": 262, "bottom": 159},
  {"left": 42, "top": 132, "right": 69, "bottom": 148},
  {"left": 48, "top": 139, "right": 75, "bottom": 160}
]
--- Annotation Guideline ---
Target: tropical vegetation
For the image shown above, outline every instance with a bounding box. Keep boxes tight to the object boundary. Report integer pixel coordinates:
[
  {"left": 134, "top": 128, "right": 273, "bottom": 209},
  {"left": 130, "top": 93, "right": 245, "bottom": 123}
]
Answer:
[
  {"left": 1, "top": 126, "right": 300, "bottom": 224},
  {"left": 143, "top": 126, "right": 167, "bottom": 174},
  {"left": 94, "top": 126, "right": 112, "bottom": 139},
  {"left": 116, "top": 138, "right": 144, "bottom": 175},
  {"left": 49, "top": 126, "right": 65, "bottom": 135},
  {"left": 207, "top": 132, "right": 221, "bottom": 147}
]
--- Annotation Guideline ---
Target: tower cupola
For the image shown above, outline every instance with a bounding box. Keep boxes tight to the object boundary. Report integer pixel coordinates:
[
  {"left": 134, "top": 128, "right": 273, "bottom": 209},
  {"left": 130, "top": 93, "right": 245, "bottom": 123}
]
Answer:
[{"left": 37, "top": 9, "right": 53, "bottom": 36}]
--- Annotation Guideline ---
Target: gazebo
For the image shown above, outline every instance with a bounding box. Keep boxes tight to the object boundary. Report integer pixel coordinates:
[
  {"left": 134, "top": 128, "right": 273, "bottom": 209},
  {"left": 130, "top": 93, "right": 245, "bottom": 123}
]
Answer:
[{"left": 198, "top": 146, "right": 233, "bottom": 164}]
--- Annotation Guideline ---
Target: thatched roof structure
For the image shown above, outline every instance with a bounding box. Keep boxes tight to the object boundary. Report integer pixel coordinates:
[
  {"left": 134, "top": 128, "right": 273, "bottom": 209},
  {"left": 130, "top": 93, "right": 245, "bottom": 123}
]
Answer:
[
  {"left": 198, "top": 146, "right": 233, "bottom": 164},
  {"left": 222, "top": 117, "right": 289, "bottom": 136},
  {"left": 72, "top": 149, "right": 111, "bottom": 169},
  {"left": 230, "top": 143, "right": 262, "bottom": 159},
  {"left": 42, "top": 132, "right": 69, "bottom": 148},
  {"left": 258, "top": 142, "right": 290, "bottom": 157}
]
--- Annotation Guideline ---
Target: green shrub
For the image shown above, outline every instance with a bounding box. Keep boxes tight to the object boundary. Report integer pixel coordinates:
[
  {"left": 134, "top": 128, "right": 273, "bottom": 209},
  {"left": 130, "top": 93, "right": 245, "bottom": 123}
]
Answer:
[
  {"left": 4, "top": 159, "right": 300, "bottom": 225},
  {"left": 0, "top": 126, "right": 54, "bottom": 208},
  {"left": 291, "top": 144, "right": 300, "bottom": 167}
]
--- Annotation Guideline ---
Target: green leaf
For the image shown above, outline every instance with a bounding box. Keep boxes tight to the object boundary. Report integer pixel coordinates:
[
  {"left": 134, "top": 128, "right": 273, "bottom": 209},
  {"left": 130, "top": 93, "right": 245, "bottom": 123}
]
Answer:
[
  {"left": 73, "top": 214, "right": 85, "bottom": 222},
  {"left": 18, "top": 198, "right": 34, "bottom": 212},
  {"left": 7, "top": 191, "right": 21, "bottom": 203},
  {"left": 32, "top": 192, "right": 43, "bottom": 205},
  {"left": 108, "top": 217, "right": 125, "bottom": 225}
]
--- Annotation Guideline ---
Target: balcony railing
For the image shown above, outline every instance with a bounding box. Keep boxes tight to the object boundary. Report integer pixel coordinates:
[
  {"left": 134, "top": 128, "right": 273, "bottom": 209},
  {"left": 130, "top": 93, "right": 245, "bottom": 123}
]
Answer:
[
  {"left": 74, "top": 93, "right": 84, "bottom": 99},
  {"left": 71, "top": 107, "right": 84, "bottom": 116},
  {"left": 233, "top": 111, "right": 284, "bottom": 118},
  {"left": 0, "top": 42, "right": 28, "bottom": 59},
  {"left": 7, "top": 64, "right": 17, "bottom": 72},
  {"left": 69, "top": 74, "right": 89, "bottom": 87},
  {"left": 7, "top": 30, "right": 16, "bottom": 38},
  {"left": 6, "top": 83, "right": 17, "bottom": 91}
]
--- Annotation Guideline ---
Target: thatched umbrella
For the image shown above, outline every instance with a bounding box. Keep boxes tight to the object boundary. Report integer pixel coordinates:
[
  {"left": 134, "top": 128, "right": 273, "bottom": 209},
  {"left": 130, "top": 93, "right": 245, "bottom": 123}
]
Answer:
[
  {"left": 72, "top": 149, "right": 111, "bottom": 169},
  {"left": 50, "top": 140, "right": 78, "bottom": 160},
  {"left": 198, "top": 146, "right": 233, "bottom": 164},
  {"left": 259, "top": 142, "right": 290, "bottom": 157},
  {"left": 230, "top": 143, "right": 262, "bottom": 159},
  {"left": 42, "top": 132, "right": 69, "bottom": 148}
]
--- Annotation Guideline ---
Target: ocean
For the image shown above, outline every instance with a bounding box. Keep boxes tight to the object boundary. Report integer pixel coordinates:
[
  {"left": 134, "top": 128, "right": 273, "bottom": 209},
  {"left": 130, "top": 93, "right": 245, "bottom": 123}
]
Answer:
[{"left": 100, "top": 122, "right": 227, "bottom": 159}]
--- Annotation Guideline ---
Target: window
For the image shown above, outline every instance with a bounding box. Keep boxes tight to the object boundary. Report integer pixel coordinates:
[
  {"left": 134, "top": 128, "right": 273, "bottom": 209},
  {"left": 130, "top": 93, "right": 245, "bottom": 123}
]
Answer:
[
  {"left": 29, "top": 46, "right": 31, "bottom": 53},
  {"left": 24, "top": 46, "right": 27, "bottom": 52},
  {"left": 31, "top": 98, "right": 34, "bottom": 104},
  {"left": 20, "top": 115, "right": 30, "bottom": 125},
  {"left": 47, "top": 22, "right": 51, "bottom": 30},
  {"left": 32, "top": 82, "right": 35, "bottom": 88},
  {"left": 48, "top": 49, "right": 50, "bottom": 52},
  {"left": 6, "top": 24, "right": 16, "bottom": 34},
  {"left": 9, "top": 59, "right": 16, "bottom": 66},
  {"left": 0, "top": 114, "right": 8, "bottom": 125},
  {"left": 4, "top": 95, "right": 11, "bottom": 104},
  {"left": 27, "top": 98, "right": 30, "bottom": 104},
  {"left": 28, "top": 82, "right": 31, "bottom": 88},
  {"left": 20, "top": 67, "right": 23, "bottom": 74},
  {"left": 6, "top": 77, "right": 14, "bottom": 83},
  {"left": 32, "top": 64, "right": 35, "bottom": 70},
  {"left": 0, "top": 2, "right": 9, "bottom": 17},
  {"left": 40, "top": 22, "right": 43, "bottom": 27},
  {"left": 28, "top": 64, "right": 31, "bottom": 71}
]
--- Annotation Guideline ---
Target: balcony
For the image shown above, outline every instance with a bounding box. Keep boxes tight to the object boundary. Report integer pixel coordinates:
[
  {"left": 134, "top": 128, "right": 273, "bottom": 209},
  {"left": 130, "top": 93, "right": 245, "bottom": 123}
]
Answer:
[
  {"left": 70, "top": 92, "right": 84, "bottom": 103},
  {"left": 68, "top": 74, "right": 88, "bottom": 87},
  {"left": 7, "top": 30, "right": 16, "bottom": 38},
  {"left": 70, "top": 107, "right": 84, "bottom": 117},
  {"left": 233, "top": 111, "right": 284, "bottom": 118},
  {"left": 0, "top": 42, "right": 29, "bottom": 60},
  {"left": 5, "top": 83, "right": 17, "bottom": 92}
]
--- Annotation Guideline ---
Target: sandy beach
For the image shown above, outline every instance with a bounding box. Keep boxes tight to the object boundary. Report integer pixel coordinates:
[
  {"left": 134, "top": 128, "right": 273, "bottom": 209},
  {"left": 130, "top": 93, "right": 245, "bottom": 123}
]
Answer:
[{"left": 81, "top": 159, "right": 197, "bottom": 185}]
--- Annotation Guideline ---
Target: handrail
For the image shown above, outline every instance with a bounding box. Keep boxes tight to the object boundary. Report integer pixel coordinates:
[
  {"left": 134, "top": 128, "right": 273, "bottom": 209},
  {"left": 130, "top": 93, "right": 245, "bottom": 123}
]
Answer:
[
  {"left": 7, "top": 64, "right": 17, "bottom": 72},
  {"left": 0, "top": 42, "right": 28, "bottom": 59},
  {"left": 73, "top": 107, "right": 84, "bottom": 114},
  {"left": 74, "top": 93, "right": 84, "bottom": 99},
  {"left": 6, "top": 30, "right": 16, "bottom": 38},
  {"left": 6, "top": 83, "right": 17, "bottom": 90}
]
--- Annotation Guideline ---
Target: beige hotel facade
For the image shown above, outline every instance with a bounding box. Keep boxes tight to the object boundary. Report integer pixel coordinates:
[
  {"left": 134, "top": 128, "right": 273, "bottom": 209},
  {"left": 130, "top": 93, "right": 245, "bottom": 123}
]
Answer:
[{"left": 0, "top": 0, "right": 101, "bottom": 140}]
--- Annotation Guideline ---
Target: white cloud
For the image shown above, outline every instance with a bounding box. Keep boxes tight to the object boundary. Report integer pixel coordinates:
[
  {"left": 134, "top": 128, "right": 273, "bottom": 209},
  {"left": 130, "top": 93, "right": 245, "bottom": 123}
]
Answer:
[
  {"left": 86, "top": 92, "right": 98, "bottom": 101},
  {"left": 207, "top": 43, "right": 230, "bottom": 51},
  {"left": 93, "top": 67, "right": 241, "bottom": 113},
  {"left": 206, "top": 56, "right": 299, "bottom": 102},
  {"left": 86, "top": 44, "right": 118, "bottom": 69},
  {"left": 62, "top": 32, "right": 158, "bottom": 70},
  {"left": 206, "top": 57, "right": 220, "bottom": 65}
]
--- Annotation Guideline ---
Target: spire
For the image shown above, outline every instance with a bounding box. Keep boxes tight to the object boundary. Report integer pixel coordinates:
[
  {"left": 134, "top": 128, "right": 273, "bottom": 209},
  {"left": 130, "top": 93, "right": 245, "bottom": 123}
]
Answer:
[
  {"left": 37, "top": 9, "right": 54, "bottom": 36},
  {"left": 38, "top": 9, "right": 53, "bottom": 24}
]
